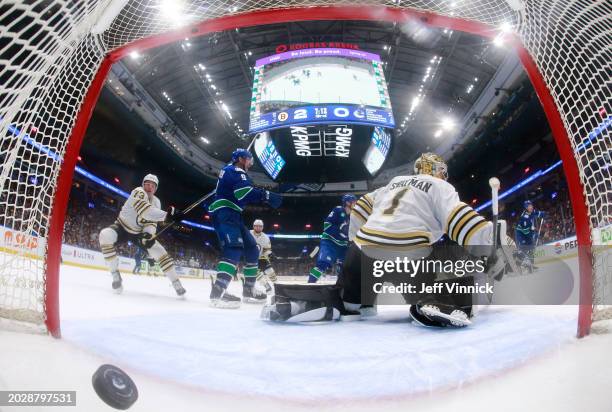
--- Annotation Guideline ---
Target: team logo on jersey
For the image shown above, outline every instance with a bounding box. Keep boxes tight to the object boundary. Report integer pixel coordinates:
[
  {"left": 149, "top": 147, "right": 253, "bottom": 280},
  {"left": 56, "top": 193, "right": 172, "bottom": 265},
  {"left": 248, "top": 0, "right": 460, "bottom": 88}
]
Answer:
[{"left": 278, "top": 112, "right": 289, "bottom": 122}]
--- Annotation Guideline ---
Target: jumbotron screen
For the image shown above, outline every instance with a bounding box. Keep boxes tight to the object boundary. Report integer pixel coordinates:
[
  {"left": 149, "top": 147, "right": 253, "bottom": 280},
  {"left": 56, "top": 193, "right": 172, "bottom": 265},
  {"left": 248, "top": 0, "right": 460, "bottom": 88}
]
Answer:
[
  {"left": 248, "top": 48, "right": 395, "bottom": 133},
  {"left": 253, "top": 125, "right": 392, "bottom": 182}
]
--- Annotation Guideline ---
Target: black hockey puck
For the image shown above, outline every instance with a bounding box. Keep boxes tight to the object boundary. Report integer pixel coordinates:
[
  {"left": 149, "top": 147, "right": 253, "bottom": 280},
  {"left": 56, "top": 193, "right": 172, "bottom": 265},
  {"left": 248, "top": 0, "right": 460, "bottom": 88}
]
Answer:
[{"left": 92, "top": 364, "right": 138, "bottom": 410}]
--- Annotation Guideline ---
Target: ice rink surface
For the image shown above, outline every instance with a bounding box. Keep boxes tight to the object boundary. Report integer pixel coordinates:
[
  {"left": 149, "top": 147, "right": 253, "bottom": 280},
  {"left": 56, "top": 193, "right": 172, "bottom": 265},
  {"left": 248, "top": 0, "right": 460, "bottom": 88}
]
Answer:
[{"left": 1, "top": 258, "right": 612, "bottom": 411}]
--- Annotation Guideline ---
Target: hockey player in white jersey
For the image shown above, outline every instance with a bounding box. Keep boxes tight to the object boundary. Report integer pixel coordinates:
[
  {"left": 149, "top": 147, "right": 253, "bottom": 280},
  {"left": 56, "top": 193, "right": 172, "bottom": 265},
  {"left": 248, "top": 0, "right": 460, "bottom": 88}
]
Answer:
[
  {"left": 98, "top": 174, "right": 186, "bottom": 296},
  {"left": 262, "top": 153, "right": 512, "bottom": 326},
  {"left": 250, "top": 219, "right": 277, "bottom": 292}
]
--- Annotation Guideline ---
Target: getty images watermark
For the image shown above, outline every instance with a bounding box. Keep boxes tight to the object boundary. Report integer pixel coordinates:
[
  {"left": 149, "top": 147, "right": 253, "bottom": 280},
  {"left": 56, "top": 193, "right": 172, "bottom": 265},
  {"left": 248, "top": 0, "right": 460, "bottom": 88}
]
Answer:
[
  {"left": 370, "top": 256, "right": 493, "bottom": 296},
  {"left": 358, "top": 244, "right": 610, "bottom": 306}
]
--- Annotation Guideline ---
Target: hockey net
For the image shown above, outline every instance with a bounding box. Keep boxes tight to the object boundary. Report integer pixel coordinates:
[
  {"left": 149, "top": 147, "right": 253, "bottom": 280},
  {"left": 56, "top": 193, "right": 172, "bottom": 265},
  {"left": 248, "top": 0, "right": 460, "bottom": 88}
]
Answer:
[{"left": 0, "top": 0, "right": 610, "bottom": 337}]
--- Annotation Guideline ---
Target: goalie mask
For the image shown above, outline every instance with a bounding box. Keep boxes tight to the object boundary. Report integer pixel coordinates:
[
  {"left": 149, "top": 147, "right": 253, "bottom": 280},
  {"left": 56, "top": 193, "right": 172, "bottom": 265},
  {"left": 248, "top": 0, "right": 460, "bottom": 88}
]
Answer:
[{"left": 414, "top": 153, "right": 448, "bottom": 180}]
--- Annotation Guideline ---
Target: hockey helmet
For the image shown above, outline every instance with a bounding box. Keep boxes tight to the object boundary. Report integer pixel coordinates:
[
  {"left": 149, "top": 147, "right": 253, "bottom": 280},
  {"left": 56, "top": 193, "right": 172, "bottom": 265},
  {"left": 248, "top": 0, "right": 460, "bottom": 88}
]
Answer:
[
  {"left": 523, "top": 200, "right": 533, "bottom": 209},
  {"left": 231, "top": 148, "right": 253, "bottom": 163},
  {"left": 414, "top": 153, "right": 447, "bottom": 179},
  {"left": 342, "top": 194, "right": 357, "bottom": 206},
  {"left": 253, "top": 219, "right": 264, "bottom": 228},
  {"left": 142, "top": 174, "right": 159, "bottom": 188}
]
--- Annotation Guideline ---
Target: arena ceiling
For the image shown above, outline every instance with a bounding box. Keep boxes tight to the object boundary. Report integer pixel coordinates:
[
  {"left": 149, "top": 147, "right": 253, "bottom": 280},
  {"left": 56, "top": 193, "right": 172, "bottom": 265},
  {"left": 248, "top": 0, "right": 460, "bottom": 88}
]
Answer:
[{"left": 115, "top": 19, "right": 508, "bottom": 171}]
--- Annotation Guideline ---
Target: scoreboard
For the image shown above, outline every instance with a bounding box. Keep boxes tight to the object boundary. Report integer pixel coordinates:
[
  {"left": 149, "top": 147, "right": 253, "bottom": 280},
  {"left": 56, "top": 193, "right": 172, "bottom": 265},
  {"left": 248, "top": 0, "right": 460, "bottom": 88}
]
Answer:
[
  {"left": 249, "top": 47, "right": 394, "bottom": 182},
  {"left": 252, "top": 124, "right": 392, "bottom": 182}
]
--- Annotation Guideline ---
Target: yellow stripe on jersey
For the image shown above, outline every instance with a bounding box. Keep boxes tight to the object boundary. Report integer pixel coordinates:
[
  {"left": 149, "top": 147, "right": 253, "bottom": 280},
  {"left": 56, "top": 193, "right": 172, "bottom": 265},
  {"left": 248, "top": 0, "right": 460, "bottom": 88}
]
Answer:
[
  {"left": 360, "top": 227, "right": 431, "bottom": 241},
  {"left": 355, "top": 236, "right": 430, "bottom": 249},
  {"left": 463, "top": 220, "right": 489, "bottom": 246},
  {"left": 448, "top": 206, "right": 486, "bottom": 246},
  {"left": 134, "top": 200, "right": 149, "bottom": 215},
  {"left": 351, "top": 208, "right": 368, "bottom": 223},
  {"left": 359, "top": 195, "right": 374, "bottom": 207},
  {"left": 445, "top": 202, "right": 469, "bottom": 234},
  {"left": 352, "top": 204, "right": 370, "bottom": 220},
  {"left": 355, "top": 198, "right": 373, "bottom": 215},
  {"left": 451, "top": 210, "right": 479, "bottom": 241}
]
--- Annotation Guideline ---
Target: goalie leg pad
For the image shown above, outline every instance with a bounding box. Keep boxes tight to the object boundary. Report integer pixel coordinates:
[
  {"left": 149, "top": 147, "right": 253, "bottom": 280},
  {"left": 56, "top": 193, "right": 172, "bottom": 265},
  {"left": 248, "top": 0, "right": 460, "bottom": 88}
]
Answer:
[{"left": 261, "top": 284, "right": 345, "bottom": 322}]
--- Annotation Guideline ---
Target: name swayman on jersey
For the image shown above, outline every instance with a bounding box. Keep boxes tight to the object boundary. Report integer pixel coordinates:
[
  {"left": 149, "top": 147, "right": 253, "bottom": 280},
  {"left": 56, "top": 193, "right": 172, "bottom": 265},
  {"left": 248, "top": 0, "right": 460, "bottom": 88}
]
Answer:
[{"left": 349, "top": 174, "right": 491, "bottom": 249}]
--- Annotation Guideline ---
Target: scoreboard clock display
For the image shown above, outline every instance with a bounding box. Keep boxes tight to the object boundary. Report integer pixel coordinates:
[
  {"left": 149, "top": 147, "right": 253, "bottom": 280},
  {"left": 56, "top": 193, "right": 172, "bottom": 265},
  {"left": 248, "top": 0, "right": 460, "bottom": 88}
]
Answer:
[{"left": 253, "top": 124, "right": 392, "bottom": 182}]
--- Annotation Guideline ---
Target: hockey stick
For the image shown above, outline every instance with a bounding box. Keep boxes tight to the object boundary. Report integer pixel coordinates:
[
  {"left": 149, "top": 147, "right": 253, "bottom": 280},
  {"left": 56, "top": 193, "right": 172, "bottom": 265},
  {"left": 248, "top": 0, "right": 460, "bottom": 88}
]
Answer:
[
  {"left": 489, "top": 177, "right": 500, "bottom": 252},
  {"left": 151, "top": 134, "right": 262, "bottom": 241},
  {"left": 535, "top": 216, "right": 545, "bottom": 247},
  {"left": 488, "top": 177, "right": 522, "bottom": 278},
  {"left": 309, "top": 245, "right": 320, "bottom": 258},
  {"left": 151, "top": 190, "right": 217, "bottom": 240}
]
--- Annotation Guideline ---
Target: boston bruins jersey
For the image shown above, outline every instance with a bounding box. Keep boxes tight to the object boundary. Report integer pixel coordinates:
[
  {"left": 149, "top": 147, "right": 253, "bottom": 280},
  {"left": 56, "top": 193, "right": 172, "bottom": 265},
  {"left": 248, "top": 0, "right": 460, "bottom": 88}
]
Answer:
[
  {"left": 117, "top": 187, "right": 167, "bottom": 235},
  {"left": 250, "top": 230, "right": 272, "bottom": 258},
  {"left": 349, "top": 174, "right": 492, "bottom": 249}
]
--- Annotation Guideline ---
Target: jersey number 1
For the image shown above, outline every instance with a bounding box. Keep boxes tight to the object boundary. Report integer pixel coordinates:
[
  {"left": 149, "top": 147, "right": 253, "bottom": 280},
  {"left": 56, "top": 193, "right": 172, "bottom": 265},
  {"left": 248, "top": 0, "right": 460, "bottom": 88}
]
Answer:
[{"left": 383, "top": 188, "right": 409, "bottom": 215}]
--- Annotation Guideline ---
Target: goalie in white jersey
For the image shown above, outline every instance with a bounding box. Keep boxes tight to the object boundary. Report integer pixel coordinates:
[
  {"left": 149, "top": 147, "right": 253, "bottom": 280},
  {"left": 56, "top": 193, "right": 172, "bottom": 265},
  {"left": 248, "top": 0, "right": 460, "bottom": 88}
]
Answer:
[
  {"left": 98, "top": 174, "right": 186, "bottom": 296},
  {"left": 250, "top": 219, "right": 277, "bottom": 291},
  {"left": 262, "top": 153, "right": 511, "bottom": 327}
]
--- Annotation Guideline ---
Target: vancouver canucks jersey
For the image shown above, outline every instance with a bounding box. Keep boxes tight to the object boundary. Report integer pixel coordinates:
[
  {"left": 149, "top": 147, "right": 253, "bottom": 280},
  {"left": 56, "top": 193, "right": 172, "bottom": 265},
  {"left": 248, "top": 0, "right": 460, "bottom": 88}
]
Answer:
[
  {"left": 117, "top": 187, "right": 166, "bottom": 235},
  {"left": 208, "top": 165, "right": 265, "bottom": 214},
  {"left": 349, "top": 174, "right": 492, "bottom": 249},
  {"left": 321, "top": 206, "right": 350, "bottom": 247},
  {"left": 515, "top": 210, "right": 544, "bottom": 237}
]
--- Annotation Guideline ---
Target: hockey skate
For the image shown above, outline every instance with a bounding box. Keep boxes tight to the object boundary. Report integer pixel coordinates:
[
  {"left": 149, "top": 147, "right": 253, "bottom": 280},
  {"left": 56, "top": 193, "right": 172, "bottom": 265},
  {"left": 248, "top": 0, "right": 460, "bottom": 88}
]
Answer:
[
  {"left": 409, "top": 302, "right": 471, "bottom": 328},
  {"left": 209, "top": 283, "right": 241, "bottom": 309},
  {"left": 242, "top": 284, "right": 267, "bottom": 304},
  {"left": 172, "top": 279, "right": 186, "bottom": 297},
  {"left": 111, "top": 271, "right": 123, "bottom": 294}
]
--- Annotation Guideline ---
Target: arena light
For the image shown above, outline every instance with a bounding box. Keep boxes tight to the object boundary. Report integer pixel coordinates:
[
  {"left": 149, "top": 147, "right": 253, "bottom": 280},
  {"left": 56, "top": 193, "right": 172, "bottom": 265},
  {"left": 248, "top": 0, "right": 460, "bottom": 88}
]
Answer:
[
  {"left": 129, "top": 51, "right": 140, "bottom": 60},
  {"left": 475, "top": 161, "right": 562, "bottom": 212},
  {"left": 499, "top": 21, "right": 513, "bottom": 33},
  {"left": 156, "top": 0, "right": 187, "bottom": 27},
  {"left": 200, "top": 136, "right": 210, "bottom": 144},
  {"left": 441, "top": 117, "right": 456, "bottom": 131},
  {"left": 434, "top": 129, "right": 443, "bottom": 138}
]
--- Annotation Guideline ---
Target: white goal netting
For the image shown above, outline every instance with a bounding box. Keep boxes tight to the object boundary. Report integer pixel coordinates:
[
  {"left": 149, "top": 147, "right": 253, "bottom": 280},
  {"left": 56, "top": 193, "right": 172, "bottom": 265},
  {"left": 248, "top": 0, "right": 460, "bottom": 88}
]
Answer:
[{"left": 0, "top": 0, "right": 610, "bottom": 336}]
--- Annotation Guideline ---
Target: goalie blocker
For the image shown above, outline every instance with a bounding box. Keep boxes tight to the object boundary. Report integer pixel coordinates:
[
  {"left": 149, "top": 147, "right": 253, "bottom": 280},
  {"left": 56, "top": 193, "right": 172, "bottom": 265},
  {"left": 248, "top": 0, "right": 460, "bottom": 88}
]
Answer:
[{"left": 262, "top": 222, "right": 513, "bottom": 327}]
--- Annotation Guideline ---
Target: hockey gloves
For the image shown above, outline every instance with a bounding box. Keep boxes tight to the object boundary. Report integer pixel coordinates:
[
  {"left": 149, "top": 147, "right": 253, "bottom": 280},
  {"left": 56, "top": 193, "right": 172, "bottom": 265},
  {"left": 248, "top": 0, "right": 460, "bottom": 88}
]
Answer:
[
  {"left": 165, "top": 206, "right": 184, "bottom": 223},
  {"left": 264, "top": 191, "right": 282, "bottom": 209},
  {"left": 139, "top": 233, "right": 155, "bottom": 249}
]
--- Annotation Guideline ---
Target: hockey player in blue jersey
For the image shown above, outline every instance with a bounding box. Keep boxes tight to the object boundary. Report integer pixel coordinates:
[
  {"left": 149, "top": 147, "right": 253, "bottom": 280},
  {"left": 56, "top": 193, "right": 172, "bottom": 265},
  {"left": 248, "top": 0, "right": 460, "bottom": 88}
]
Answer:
[
  {"left": 515, "top": 200, "right": 545, "bottom": 272},
  {"left": 307, "top": 194, "right": 357, "bottom": 283},
  {"left": 208, "top": 148, "right": 282, "bottom": 308}
]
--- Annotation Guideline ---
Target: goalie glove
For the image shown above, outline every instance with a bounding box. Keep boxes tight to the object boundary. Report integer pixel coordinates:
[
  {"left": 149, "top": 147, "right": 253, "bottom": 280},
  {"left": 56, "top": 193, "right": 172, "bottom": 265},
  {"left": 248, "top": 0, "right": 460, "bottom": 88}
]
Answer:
[
  {"left": 264, "top": 191, "right": 282, "bottom": 209},
  {"left": 139, "top": 233, "right": 155, "bottom": 249},
  {"left": 165, "top": 206, "right": 184, "bottom": 223}
]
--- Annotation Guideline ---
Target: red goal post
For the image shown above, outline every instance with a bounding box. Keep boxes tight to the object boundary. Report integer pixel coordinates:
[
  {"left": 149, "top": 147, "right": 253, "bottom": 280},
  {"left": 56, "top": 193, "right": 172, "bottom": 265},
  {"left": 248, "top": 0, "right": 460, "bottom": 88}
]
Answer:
[{"left": 0, "top": 1, "right": 609, "bottom": 338}]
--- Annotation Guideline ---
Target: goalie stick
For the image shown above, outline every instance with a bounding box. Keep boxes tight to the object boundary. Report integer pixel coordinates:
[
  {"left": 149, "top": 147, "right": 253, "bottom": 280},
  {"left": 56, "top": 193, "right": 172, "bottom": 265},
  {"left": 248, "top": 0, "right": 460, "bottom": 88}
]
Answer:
[{"left": 488, "top": 177, "right": 521, "bottom": 278}]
